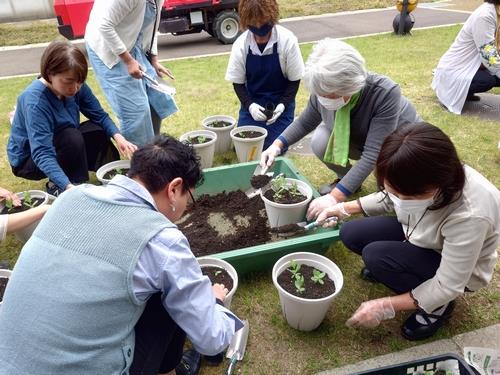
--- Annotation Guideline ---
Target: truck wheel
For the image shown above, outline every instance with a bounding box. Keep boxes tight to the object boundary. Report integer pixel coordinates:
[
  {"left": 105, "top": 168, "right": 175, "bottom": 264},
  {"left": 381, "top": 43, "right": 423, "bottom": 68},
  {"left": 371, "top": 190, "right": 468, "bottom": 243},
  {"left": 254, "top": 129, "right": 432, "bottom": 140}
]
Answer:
[{"left": 213, "top": 10, "right": 241, "bottom": 44}]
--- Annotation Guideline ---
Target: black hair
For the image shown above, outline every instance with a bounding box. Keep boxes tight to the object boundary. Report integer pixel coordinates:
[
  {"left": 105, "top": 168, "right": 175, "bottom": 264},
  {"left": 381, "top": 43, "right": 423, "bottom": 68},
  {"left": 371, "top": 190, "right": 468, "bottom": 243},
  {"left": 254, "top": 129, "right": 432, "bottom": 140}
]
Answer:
[
  {"left": 128, "top": 134, "right": 203, "bottom": 194},
  {"left": 375, "top": 122, "right": 465, "bottom": 210},
  {"left": 484, "top": 0, "right": 500, "bottom": 5}
]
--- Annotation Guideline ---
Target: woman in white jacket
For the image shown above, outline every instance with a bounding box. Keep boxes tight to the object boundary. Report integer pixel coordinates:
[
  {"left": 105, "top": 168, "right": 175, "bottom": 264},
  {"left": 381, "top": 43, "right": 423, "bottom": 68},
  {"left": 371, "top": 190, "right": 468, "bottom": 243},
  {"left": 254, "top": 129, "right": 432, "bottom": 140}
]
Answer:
[
  {"left": 85, "top": 0, "right": 177, "bottom": 147},
  {"left": 316, "top": 122, "right": 499, "bottom": 340},
  {"left": 432, "top": 0, "right": 500, "bottom": 114}
]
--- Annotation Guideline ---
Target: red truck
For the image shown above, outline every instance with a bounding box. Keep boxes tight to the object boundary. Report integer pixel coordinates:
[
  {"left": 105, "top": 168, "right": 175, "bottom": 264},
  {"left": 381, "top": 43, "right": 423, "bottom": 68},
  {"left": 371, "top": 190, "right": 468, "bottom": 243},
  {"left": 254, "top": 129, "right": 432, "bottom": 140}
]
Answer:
[{"left": 54, "top": 0, "right": 241, "bottom": 44}]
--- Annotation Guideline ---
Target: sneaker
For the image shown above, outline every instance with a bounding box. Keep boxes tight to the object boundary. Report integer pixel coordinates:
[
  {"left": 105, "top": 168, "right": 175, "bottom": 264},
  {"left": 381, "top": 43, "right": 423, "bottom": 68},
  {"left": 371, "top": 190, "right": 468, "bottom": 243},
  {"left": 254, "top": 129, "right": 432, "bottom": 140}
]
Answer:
[
  {"left": 466, "top": 94, "right": 481, "bottom": 102},
  {"left": 175, "top": 350, "right": 202, "bottom": 375},
  {"left": 45, "top": 181, "right": 63, "bottom": 197},
  {"left": 401, "top": 301, "right": 455, "bottom": 341},
  {"left": 203, "top": 352, "right": 224, "bottom": 366},
  {"left": 318, "top": 179, "right": 362, "bottom": 196},
  {"left": 360, "top": 267, "right": 377, "bottom": 283}
]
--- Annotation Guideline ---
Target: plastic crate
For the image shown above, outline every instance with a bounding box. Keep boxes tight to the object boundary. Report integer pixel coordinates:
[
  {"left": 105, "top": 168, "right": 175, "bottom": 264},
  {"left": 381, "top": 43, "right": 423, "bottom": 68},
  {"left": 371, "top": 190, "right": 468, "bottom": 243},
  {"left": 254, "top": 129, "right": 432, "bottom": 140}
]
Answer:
[{"left": 351, "top": 353, "right": 479, "bottom": 375}]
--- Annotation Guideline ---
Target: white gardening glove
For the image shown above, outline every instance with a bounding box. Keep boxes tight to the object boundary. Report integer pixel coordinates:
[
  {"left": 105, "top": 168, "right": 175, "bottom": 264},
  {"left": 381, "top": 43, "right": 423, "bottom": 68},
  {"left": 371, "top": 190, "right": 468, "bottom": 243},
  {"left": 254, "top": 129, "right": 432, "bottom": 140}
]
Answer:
[
  {"left": 306, "top": 194, "right": 337, "bottom": 220},
  {"left": 316, "top": 202, "right": 351, "bottom": 227},
  {"left": 266, "top": 103, "right": 285, "bottom": 125},
  {"left": 249, "top": 103, "right": 267, "bottom": 122},
  {"left": 260, "top": 143, "right": 282, "bottom": 168},
  {"left": 346, "top": 297, "right": 395, "bottom": 328}
]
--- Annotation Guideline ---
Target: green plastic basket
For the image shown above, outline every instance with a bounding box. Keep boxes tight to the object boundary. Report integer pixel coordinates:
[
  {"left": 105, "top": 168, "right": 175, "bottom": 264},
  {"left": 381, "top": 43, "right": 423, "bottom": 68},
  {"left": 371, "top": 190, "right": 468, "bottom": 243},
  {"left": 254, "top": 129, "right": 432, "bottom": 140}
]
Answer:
[{"left": 194, "top": 157, "right": 340, "bottom": 274}]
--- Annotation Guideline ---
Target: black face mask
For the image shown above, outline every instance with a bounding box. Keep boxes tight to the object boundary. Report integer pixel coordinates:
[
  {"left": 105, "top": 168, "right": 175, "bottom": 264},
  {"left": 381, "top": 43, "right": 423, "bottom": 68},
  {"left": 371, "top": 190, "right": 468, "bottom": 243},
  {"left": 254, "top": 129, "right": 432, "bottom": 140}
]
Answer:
[{"left": 248, "top": 23, "right": 273, "bottom": 37}]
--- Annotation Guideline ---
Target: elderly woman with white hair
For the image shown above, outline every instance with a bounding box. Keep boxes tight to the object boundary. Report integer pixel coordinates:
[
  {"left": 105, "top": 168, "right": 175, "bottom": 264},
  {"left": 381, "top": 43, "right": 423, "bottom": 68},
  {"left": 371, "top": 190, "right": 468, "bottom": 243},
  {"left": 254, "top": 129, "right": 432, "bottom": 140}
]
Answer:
[{"left": 260, "top": 38, "right": 421, "bottom": 215}]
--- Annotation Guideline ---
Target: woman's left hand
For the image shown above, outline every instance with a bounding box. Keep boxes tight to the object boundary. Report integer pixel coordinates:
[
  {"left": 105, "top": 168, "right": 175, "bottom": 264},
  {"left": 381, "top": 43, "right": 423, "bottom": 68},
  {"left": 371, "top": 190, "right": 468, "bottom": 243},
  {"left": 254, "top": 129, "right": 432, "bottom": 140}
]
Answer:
[
  {"left": 113, "top": 134, "right": 138, "bottom": 160},
  {"left": 150, "top": 55, "right": 175, "bottom": 80}
]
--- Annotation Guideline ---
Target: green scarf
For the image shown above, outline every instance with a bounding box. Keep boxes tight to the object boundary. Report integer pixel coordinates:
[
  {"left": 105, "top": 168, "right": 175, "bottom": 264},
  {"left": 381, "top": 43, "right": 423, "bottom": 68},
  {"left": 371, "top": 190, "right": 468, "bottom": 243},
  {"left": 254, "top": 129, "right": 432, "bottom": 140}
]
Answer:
[{"left": 323, "top": 91, "right": 361, "bottom": 167}]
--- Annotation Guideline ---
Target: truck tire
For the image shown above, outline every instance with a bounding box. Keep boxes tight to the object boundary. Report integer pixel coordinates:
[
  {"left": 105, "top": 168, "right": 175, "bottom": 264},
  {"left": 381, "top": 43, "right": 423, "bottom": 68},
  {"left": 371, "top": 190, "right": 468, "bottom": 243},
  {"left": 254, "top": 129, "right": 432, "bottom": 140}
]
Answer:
[{"left": 213, "top": 10, "right": 241, "bottom": 44}]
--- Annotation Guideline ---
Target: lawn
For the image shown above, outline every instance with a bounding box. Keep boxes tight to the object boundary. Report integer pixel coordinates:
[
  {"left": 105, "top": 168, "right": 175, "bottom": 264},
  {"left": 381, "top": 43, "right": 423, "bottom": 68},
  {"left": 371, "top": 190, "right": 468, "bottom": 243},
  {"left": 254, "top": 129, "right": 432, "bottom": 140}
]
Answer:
[{"left": 0, "top": 25, "right": 499, "bottom": 374}]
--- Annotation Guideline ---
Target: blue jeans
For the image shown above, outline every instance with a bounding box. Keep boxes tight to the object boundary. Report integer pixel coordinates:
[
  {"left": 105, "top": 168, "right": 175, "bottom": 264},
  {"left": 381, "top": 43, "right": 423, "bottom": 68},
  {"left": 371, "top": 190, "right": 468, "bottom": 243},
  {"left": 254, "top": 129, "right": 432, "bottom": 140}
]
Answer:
[{"left": 340, "top": 216, "right": 441, "bottom": 294}]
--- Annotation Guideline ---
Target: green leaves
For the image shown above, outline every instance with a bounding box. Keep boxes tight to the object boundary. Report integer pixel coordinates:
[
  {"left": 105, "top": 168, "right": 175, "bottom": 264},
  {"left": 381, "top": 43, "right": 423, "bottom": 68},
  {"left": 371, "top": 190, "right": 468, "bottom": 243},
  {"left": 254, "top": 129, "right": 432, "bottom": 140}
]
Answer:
[
  {"left": 311, "top": 269, "right": 326, "bottom": 285},
  {"left": 294, "top": 274, "right": 305, "bottom": 294}
]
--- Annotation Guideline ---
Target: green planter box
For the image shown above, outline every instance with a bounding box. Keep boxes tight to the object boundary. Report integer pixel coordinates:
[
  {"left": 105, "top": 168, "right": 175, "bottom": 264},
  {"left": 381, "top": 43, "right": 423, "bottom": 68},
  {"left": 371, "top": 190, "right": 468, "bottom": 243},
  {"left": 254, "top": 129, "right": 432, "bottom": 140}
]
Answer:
[{"left": 194, "top": 157, "right": 340, "bottom": 274}]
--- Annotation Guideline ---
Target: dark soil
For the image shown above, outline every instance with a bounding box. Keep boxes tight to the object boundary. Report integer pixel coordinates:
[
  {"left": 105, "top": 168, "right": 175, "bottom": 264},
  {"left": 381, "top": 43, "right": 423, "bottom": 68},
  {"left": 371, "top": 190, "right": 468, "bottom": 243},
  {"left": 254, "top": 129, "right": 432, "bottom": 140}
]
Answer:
[
  {"left": 0, "top": 277, "right": 8, "bottom": 302},
  {"left": 201, "top": 266, "right": 234, "bottom": 291},
  {"left": 103, "top": 168, "right": 129, "bottom": 180},
  {"left": 187, "top": 135, "right": 213, "bottom": 144},
  {"left": 263, "top": 188, "right": 307, "bottom": 204},
  {"left": 206, "top": 120, "right": 232, "bottom": 128},
  {"left": 250, "top": 174, "right": 272, "bottom": 189},
  {"left": 177, "top": 190, "right": 271, "bottom": 257},
  {"left": 277, "top": 264, "right": 335, "bottom": 299},
  {"left": 271, "top": 223, "right": 304, "bottom": 235},
  {"left": 0, "top": 197, "right": 44, "bottom": 214},
  {"left": 264, "top": 103, "right": 275, "bottom": 120},
  {"left": 234, "top": 131, "right": 264, "bottom": 139}
]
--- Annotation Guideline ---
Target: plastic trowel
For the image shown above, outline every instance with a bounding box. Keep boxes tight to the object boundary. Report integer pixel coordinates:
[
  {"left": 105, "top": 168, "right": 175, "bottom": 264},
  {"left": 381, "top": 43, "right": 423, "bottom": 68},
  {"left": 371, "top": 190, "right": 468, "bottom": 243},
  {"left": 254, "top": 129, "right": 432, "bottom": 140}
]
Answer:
[{"left": 272, "top": 216, "right": 339, "bottom": 237}]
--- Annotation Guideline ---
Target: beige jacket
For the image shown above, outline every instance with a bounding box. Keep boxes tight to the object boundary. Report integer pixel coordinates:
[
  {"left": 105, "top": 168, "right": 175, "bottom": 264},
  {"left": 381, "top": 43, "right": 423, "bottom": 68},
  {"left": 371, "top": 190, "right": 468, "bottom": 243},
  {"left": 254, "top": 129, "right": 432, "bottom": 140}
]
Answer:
[{"left": 358, "top": 165, "right": 500, "bottom": 312}]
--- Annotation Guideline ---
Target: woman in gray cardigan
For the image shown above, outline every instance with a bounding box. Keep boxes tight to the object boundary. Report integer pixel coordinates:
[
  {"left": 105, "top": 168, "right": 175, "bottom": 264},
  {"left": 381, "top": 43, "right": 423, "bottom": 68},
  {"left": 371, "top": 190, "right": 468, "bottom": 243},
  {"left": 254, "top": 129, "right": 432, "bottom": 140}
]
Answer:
[
  {"left": 260, "top": 38, "right": 421, "bottom": 217},
  {"left": 315, "top": 122, "right": 500, "bottom": 340}
]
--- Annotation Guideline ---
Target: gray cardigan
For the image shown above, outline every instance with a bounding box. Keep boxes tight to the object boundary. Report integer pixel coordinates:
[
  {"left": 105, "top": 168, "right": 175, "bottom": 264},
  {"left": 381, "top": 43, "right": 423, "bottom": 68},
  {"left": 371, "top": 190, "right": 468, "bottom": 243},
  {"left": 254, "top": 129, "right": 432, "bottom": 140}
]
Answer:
[{"left": 279, "top": 73, "right": 420, "bottom": 193}]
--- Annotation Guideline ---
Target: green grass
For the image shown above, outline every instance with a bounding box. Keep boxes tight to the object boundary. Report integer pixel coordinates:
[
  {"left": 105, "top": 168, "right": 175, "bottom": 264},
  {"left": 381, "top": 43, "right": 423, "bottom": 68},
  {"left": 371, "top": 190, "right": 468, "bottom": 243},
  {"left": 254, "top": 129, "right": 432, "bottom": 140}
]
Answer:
[
  {"left": 0, "top": 20, "right": 61, "bottom": 47},
  {"left": 0, "top": 26, "right": 499, "bottom": 375}
]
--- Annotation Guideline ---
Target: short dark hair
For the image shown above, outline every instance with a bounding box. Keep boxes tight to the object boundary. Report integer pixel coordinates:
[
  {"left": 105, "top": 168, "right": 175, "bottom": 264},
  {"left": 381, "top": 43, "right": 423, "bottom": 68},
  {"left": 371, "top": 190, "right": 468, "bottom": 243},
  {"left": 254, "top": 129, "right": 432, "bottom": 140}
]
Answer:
[
  {"left": 40, "top": 40, "right": 88, "bottom": 83},
  {"left": 238, "top": 0, "right": 279, "bottom": 30},
  {"left": 375, "top": 122, "right": 465, "bottom": 210},
  {"left": 484, "top": 0, "right": 500, "bottom": 5},
  {"left": 128, "top": 134, "right": 203, "bottom": 194}
]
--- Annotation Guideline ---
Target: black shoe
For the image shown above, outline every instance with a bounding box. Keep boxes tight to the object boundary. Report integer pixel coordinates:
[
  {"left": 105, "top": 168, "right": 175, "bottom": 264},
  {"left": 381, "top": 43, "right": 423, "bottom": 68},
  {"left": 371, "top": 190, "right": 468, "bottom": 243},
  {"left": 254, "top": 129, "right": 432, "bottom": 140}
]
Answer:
[
  {"left": 318, "top": 179, "right": 342, "bottom": 195},
  {"left": 175, "top": 350, "right": 202, "bottom": 375},
  {"left": 45, "top": 181, "right": 63, "bottom": 197},
  {"left": 204, "top": 352, "right": 224, "bottom": 366},
  {"left": 401, "top": 301, "right": 455, "bottom": 341},
  {"left": 466, "top": 94, "right": 481, "bottom": 102},
  {"left": 360, "top": 267, "right": 377, "bottom": 283}
]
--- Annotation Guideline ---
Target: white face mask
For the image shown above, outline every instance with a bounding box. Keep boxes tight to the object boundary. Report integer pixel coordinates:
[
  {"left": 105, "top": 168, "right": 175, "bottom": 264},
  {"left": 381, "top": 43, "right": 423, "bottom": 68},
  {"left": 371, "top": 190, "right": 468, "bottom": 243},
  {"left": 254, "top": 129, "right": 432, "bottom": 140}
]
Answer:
[
  {"left": 387, "top": 192, "right": 434, "bottom": 215},
  {"left": 317, "top": 95, "right": 349, "bottom": 111}
]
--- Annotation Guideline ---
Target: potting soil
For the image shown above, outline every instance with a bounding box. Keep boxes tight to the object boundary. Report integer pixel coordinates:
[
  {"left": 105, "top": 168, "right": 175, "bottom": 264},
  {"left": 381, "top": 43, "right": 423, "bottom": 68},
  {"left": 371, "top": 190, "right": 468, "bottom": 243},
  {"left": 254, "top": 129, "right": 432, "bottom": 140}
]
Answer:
[
  {"left": 250, "top": 174, "right": 272, "bottom": 189},
  {"left": 177, "top": 190, "right": 272, "bottom": 257},
  {"left": 234, "top": 131, "right": 263, "bottom": 138},
  {"left": 263, "top": 189, "right": 307, "bottom": 204},
  {"left": 187, "top": 136, "right": 213, "bottom": 144},
  {"left": 102, "top": 168, "right": 130, "bottom": 180},
  {"left": 277, "top": 264, "right": 335, "bottom": 299},
  {"left": 206, "top": 121, "right": 231, "bottom": 128},
  {"left": 0, "top": 277, "right": 8, "bottom": 302},
  {"left": 201, "top": 266, "right": 234, "bottom": 291}
]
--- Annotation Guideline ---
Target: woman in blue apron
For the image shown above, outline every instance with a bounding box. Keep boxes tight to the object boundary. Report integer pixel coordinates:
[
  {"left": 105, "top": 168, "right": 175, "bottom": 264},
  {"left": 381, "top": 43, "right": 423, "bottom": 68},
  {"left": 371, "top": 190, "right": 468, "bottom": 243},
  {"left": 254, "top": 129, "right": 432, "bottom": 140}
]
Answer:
[
  {"left": 86, "top": 0, "right": 177, "bottom": 147},
  {"left": 225, "top": 0, "right": 305, "bottom": 149}
]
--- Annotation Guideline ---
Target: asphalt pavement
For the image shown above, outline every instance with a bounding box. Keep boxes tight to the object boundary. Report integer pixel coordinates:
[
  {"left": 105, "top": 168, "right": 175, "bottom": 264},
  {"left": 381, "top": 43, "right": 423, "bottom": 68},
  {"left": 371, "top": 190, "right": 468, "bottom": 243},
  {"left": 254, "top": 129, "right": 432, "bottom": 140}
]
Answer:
[{"left": 0, "top": 6, "right": 471, "bottom": 78}]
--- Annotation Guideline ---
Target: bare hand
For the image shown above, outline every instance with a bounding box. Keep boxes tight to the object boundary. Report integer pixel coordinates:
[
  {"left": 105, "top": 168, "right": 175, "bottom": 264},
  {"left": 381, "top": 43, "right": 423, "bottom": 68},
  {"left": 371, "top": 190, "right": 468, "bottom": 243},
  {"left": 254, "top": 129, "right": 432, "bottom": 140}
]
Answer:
[
  {"left": 127, "top": 58, "right": 143, "bottom": 79},
  {"left": 212, "top": 283, "right": 228, "bottom": 301},
  {"left": 0, "top": 187, "right": 21, "bottom": 206},
  {"left": 114, "top": 134, "right": 137, "bottom": 159}
]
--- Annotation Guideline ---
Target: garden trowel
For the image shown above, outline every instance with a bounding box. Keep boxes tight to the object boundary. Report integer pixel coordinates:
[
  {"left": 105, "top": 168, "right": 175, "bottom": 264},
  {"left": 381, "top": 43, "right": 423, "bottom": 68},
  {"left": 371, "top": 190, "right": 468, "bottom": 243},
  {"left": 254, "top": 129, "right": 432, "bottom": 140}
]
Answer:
[
  {"left": 245, "top": 165, "right": 276, "bottom": 198},
  {"left": 141, "top": 70, "right": 176, "bottom": 96},
  {"left": 272, "top": 216, "right": 339, "bottom": 237},
  {"left": 225, "top": 320, "right": 249, "bottom": 375}
]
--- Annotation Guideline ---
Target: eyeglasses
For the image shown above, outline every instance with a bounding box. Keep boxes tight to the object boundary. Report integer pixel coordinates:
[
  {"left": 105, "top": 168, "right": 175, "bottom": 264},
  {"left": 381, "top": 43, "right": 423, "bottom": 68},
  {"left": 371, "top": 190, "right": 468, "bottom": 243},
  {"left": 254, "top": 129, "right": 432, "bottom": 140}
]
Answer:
[{"left": 187, "top": 189, "right": 196, "bottom": 206}]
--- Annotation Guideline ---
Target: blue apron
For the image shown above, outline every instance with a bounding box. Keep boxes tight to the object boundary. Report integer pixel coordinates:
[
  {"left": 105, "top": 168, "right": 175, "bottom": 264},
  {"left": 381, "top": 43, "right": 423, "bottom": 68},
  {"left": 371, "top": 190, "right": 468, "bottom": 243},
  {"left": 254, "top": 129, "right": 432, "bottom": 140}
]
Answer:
[{"left": 238, "top": 42, "right": 295, "bottom": 149}]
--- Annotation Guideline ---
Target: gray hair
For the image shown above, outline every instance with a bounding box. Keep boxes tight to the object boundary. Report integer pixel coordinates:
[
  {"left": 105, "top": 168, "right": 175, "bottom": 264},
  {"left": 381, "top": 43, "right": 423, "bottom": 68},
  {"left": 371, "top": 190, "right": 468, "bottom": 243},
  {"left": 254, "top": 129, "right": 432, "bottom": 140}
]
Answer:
[{"left": 303, "top": 38, "right": 367, "bottom": 97}]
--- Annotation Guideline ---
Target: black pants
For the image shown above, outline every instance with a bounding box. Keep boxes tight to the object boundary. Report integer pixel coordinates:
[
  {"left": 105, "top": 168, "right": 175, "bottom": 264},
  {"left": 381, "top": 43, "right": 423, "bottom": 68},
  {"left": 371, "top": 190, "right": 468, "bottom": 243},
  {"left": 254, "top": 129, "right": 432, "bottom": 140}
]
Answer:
[
  {"left": 12, "top": 121, "right": 119, "bottom": 188},
  {"left": 130, "top": 293, "right": 186, "bottom": 375},
  {"left": 340, "top": 216, "right": 441, "bottom": 294},
  {"left": 468, "top": 67, "right": 500, "bottom": 96}
]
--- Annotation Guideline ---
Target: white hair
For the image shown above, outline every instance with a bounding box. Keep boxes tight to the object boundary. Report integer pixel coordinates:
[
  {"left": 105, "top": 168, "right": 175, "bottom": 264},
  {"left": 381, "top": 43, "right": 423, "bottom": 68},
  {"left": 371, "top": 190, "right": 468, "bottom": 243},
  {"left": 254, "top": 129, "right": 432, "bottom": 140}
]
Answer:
[{"left": 303, "top": 38, "right": 367, "bottom": 97}]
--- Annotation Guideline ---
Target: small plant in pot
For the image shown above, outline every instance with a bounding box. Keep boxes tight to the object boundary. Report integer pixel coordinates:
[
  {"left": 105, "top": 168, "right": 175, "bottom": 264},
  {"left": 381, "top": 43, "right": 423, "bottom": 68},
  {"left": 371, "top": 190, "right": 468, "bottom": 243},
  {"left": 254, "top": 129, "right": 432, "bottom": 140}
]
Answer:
[
  {"left": 180, "top": 130, "right": 217, "bottom": 169},
  {"left": 230, "top": 126, "right": 267, "bottom": 163},
  {"left": 202, "top": 115, "right": 236, "bottom": 154},
  {"left": 96, "top": 159, "right": 131, "bottom": 185},
  {"left": 272, "top": 252, "right": 343, "bottom": 331},
  {"left": 260, "top": 176, "right": 313, "bottom": 228},
  {"left": 0, "top": 190, "right": 50, "bottom": 243},
  {"left": 197, "top": 257, "right": 238, "bottom": 309}
]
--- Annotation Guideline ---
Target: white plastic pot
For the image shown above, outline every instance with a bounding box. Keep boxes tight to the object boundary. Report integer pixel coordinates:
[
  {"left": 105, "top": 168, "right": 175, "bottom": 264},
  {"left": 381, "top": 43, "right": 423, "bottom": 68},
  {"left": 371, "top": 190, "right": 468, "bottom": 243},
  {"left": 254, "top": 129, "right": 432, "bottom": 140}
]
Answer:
[
  {"left": 260, "top": 178, "right": 313, "bottom": 228},
  {"left": 95, "top": 160, "right": 131, "bottom": 185},
  {"left": 0, "top": 190, "right": 51, "bottom": 243},
  {"left": 0, "top": 269, "right": 12, "bottom": 309},
  {"left": 230, "top": 126, "right": 267, "bottom": 163},
  {"left": 202, "top": 115, "right": 236, "bottom": 154},
  {"left": 272, "top": 252, "right": 343, "bottom": 331},
  {"left": 197, "top": 257, "right": 238, "bottom": 309},
  {"left": 180, "top": 130, "right": 217, "bottom": 169}
]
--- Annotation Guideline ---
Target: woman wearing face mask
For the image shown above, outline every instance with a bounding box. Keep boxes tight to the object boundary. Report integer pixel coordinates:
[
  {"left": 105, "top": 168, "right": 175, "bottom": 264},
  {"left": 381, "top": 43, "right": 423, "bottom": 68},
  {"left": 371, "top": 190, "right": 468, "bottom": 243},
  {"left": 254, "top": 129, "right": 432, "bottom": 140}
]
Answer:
[
  {"left": 260, "top": 38, "right": 421, "bottom": 211},
  {"left": 225, "top": 0, "right": 304, "bottom": 149},
  {"left": 7, "top": 40, "right": 136, "bottom": 197},
  {"left": 315, "top": 122, "right": 500, "bottom": 340}
]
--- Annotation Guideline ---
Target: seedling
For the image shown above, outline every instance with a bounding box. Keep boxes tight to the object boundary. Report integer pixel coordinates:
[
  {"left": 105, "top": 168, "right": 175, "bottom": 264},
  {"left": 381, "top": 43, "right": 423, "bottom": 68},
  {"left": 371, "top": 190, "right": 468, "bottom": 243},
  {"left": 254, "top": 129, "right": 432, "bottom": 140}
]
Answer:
[
  {"left": 238, "top": 132, "right": 246, "bottom": 138},
  {"left": 214, "top": 270, "right": 222, "bottom": 276},
  {"left": 288, "top": 260, "right": 302, "bottom": 280},
  {"left": 22, "top": 191, "right": 36, "bottom": 209},
  {"left": 4, "top": 199, "right": 13, "bottom": 212},
  {"left": 311, "top": 269, "right": 326, "bottom": 285},
  {"left": 294, "top": 274, "right": 305, "bottom": 294},
  {"left": 271, "top": 175, "right": 302, "bottom": 201}
]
